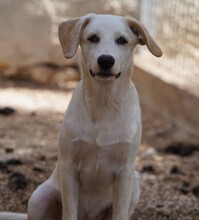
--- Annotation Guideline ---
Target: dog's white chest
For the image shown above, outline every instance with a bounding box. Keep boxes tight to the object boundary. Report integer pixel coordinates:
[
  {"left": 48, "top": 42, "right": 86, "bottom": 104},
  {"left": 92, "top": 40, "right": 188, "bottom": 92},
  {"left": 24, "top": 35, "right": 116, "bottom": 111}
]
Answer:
[{"left": 64, "top": 138, "right": 135, "bottom": 191}]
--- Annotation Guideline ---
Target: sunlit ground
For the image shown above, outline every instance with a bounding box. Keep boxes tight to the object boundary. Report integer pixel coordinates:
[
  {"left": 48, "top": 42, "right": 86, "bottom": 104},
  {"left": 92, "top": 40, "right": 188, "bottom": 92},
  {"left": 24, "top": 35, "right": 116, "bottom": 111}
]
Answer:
[{"left": 0, "top": 86, "right": 74, "bottom": 113}]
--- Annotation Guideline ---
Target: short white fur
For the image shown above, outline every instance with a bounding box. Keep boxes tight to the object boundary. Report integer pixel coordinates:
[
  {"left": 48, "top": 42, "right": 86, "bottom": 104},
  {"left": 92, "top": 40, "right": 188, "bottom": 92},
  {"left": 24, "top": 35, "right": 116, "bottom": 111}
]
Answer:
[{"left": 0, "top": 13, "right": 162, "bottom": 220}]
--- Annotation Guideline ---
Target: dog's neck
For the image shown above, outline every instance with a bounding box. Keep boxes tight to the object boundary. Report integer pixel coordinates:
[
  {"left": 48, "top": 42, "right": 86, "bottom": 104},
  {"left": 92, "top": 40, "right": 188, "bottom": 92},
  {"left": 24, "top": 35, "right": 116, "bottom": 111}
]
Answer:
[{"left": 80, "top": 60, "right": 133, "bottom": 121}]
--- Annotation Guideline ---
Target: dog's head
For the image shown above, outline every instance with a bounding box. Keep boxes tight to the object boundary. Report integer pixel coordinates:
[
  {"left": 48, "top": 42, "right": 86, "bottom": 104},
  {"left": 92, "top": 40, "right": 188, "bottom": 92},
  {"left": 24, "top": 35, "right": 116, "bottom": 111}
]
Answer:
[{"left": 59, "top": 14, "right": 162, "bottom": 81}]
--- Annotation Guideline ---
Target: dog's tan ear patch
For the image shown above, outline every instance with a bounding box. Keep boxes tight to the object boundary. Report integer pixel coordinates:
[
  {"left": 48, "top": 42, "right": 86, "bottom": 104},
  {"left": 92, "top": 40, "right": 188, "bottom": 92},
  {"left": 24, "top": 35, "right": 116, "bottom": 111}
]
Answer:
[
  {"left": 58, "top": 15, "right": 93, "bottom": 59},
  {"left": 126, "top": 16, "right": 162, "bottom": 57}
]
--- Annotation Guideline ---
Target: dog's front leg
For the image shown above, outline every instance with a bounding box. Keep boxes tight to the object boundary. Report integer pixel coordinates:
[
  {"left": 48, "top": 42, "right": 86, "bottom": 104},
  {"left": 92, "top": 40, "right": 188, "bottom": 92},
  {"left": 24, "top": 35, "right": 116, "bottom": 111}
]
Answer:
[
  {"left": 112, "top": 165, "right": 134, "bottom": 220},
  {"left": 60, "top": 159, "right": 78, "bottom": 220}
]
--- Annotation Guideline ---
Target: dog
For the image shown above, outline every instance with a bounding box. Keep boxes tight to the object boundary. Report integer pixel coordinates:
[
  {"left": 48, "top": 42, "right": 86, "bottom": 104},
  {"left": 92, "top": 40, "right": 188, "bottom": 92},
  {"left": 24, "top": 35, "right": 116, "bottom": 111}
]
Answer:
[{"left": 0, "top": 14, "right": 162, "bottom": 220}]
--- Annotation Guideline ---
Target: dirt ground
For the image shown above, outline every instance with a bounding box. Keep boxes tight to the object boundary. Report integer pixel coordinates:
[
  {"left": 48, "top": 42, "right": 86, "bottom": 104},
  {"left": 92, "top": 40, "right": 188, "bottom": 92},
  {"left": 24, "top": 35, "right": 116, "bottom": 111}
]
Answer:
[{"left": 0, "top": 74, "right": 199, "bottom": 220}]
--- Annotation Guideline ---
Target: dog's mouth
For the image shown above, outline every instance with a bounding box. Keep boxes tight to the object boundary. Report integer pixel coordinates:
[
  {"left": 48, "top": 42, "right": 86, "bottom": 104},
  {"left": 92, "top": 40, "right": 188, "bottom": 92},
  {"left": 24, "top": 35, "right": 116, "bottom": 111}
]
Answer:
[{"left": 89, "top": 69, "right": 121, "bottom": 80}]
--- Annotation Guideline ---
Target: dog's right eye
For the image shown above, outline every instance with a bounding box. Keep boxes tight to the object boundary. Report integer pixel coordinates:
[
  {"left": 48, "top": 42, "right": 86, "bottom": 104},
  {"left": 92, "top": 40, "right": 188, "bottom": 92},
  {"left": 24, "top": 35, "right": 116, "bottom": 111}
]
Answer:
[{"left": 87, "top": 35, "right": 100, "bottom": 43}]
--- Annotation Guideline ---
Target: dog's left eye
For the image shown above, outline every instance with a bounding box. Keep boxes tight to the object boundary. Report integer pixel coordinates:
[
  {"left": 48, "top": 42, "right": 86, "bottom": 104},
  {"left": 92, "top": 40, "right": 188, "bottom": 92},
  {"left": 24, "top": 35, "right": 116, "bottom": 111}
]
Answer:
[{"left": 116, "top": 37, "right": 128, "bottom": 45}]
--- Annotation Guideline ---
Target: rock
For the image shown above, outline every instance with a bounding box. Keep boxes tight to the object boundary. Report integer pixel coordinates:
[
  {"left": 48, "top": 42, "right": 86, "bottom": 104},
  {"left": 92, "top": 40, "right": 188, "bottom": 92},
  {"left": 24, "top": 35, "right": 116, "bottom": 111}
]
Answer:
[
  {"left": 39, "top": 155, "right": 46, "bottom": 161},
  {"left": 32, "top": 167, "right": 45, "bottom": 173},
  {"left": 182, "top": 181, "right": 190, "bottom": 188},
  {"left": 0, "top": 107, "right": 15, "bottom": 116},
  {"left": 0, "top": 159, "right": 23, "bottom": 173},
  {"left": 163, "top": 142, "right": 199, "bottom": 157},
  {"left": 141, "top": 147, "right": 157, "bottom": 159},
  {"left": 8, "top": 172, "right": 28, "bottom": 191},
  {"left": 0, "top": 161, "right": 9, "bottom": 172},
  {"left": 192, "top": 185, "right": 199, "bottom": 197},
  {"left": 180, "top": 187, "right": 190, "bottom": 195},
  {"left": 5, "top": 159, "right": 23, "bottom": 166},
  {"left": 5, "top": 147, "right": 15, "bottom": 153},
  {"left": 157, "top": 208, "right": 170, "bottom": 217},
  {"left": 31, "top": 112, "right": 36, "bottom": 117},
  {"left": 142, "top": 165, "right": 155, "bottom": 174},
  {"left": 170, "top": 166, "right": 182, "bottom": 174}
]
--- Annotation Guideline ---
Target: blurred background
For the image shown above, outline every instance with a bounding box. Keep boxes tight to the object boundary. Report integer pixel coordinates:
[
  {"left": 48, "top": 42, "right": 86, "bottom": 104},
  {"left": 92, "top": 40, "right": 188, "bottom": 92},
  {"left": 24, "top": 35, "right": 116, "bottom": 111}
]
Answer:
[{"left": 0, "top": 1, "right": 199, "bottom": 219}]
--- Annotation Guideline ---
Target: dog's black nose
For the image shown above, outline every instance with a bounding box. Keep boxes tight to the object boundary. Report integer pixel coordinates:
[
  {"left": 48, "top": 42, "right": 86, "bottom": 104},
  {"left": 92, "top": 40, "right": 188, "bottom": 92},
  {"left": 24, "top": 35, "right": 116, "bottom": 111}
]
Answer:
[{"left": 97, "top": 55, "right": 115, "bottom": 69}]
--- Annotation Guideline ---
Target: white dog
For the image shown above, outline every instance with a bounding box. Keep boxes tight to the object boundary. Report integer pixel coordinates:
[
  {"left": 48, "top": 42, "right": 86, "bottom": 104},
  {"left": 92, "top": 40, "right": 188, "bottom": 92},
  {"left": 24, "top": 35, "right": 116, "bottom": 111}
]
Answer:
[{"left": 0, "top": 14, "right": 162, "bottom": 220}]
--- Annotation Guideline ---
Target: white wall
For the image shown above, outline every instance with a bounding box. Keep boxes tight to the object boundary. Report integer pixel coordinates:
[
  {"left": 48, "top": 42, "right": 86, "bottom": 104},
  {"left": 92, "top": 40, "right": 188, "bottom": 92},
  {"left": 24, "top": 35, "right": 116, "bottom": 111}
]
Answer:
[{"left": 0, "top": 0, "right": 138, "bottom": 67}]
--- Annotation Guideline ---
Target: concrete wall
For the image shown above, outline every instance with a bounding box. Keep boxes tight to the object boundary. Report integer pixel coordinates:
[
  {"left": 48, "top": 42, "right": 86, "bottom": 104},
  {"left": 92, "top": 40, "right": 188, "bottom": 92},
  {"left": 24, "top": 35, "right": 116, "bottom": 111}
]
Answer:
[
  {"left": 0, "top": 0, "right": 138, "bottom": 68},
  {"left": 133, "top": 64, "right": 199, "bottom": 137}
]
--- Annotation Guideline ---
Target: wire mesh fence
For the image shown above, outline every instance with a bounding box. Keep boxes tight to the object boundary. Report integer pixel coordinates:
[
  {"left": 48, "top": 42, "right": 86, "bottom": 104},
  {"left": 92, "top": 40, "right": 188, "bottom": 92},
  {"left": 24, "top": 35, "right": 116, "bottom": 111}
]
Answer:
[{"left": 134, "top": 0, "right": 199, "bottom": 92}]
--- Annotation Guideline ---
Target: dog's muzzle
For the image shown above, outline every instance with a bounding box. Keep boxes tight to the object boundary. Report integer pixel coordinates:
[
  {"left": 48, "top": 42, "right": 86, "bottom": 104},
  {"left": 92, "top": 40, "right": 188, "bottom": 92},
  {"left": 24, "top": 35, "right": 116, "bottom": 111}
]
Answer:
[{"left": 89, "top": 69, "right": 121, "bottom": 80}]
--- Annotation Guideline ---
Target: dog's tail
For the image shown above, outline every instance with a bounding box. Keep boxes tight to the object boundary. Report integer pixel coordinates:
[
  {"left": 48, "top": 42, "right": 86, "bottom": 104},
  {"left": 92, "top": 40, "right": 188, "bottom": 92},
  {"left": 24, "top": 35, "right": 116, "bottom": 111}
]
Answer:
[{"left": 0, "top": 212, "right": 27, "bottom": 220}]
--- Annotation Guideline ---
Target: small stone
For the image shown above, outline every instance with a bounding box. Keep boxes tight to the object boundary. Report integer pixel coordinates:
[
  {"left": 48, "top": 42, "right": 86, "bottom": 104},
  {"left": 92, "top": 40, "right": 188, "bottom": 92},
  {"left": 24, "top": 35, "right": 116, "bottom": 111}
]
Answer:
[
  {"left": 32, "top": 166, "right": 45, "bottom": 173},
  {"left": 31, "top": 111, "right": 36, "bottom": 116},
  {"left": 5, "top": 147, "right": 14, "bottom": 153},
  {"left": 39, "top": 155, "right": 46, "bottom": 161},
  {"left": 192, "top": 185, "right": 199, "bottom": 197},
  {"left": 6, "top": 158, "right": 23, "bottom": 166},
  {"left": 170, "top": 166, "right": 181, "bottom": 174},
  {"left": 156, "top": 204, "right": 164, "bottom": 208},
  {"left": 142, "top": 165, "right": 155, "bottom": 174},
  {"left": 0, "top": 107, "right": 15, "bottom": 116},
  {"left": 157, "top": 208, "right": 170, "bottom": 217},
  {"left": 142, "top": 147, "right": 157, "bottom": 159},
  {"left": 180, "top": 187, "right": 190, "bottom": 195},
  {"left": 182, "top": 181, "right": 190, "bottom": 188},
  {"left": 163, "top": 142, "right": 199, "bottom": 157},
  {"left": 9, "top": 172, "right": 28, "bottom": 191},
  {"left": 0, "top": 161, "right": 8, "bottom": 170}
]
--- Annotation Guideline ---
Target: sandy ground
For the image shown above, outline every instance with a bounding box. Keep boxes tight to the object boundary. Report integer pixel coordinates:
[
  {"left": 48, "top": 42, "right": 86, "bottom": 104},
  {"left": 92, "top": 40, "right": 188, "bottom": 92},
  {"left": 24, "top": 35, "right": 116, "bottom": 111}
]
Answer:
[{"left": 0, "top": 75, "right": 199, "bottom": 220}]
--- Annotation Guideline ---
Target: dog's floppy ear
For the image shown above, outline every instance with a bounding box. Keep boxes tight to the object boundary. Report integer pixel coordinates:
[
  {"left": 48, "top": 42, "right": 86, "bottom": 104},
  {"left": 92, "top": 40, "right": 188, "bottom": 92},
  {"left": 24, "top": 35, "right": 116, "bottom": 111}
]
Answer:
[
  {"left": 126, "top": 16, "right": 162, "bottom": 57},
  {"left": 58, "top": 14, "right": 93, "bottom": 59}
]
